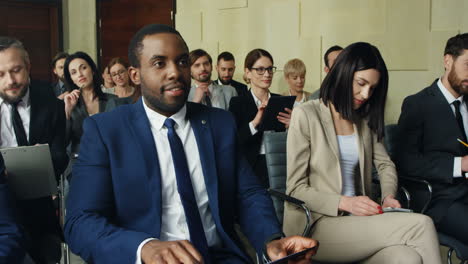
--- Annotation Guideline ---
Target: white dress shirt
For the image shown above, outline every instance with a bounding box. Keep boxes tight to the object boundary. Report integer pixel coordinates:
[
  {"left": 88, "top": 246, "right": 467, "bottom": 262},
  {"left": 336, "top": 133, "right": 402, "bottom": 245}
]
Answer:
[
  {"left": 437, "top": 79, "right": 468, "bottom": 178},
  {"left": 249, "top": 90, "right": 271, "bottom": 155},
  {"left": 0, "top": 88, "right": 31, "bottom": 148},
  {"left": 135, "top": 100, "right": 221, "bottom": 264}
]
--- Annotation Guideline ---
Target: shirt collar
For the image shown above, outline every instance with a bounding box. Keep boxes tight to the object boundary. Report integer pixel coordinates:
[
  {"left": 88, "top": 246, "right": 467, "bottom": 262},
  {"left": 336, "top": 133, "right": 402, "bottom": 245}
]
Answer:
[
  {"left": 142, "top": 99, "right": 188, "bottom": 131},
  {"left": 250, "top": 89, "right": 271, "bottom": 107},
  {"left": 437, "top": 78, "right": 464, "bottom": 105},
  {"left": 0, "top": 85, "right": 30, "bottom": 108},
  {"left": 192, "top": 81, "right": 213, "bottom": 92}
]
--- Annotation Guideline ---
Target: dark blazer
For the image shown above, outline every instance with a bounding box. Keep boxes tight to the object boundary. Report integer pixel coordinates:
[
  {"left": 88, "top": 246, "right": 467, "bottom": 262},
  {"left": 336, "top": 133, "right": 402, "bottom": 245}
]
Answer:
[
  {"left": 0, "top": 154, "right": 26, "bottom": 263},
  {"left": 396, "top": 79, "right": 468, "bottom": 223},
  {"left": 228, "top": 92, "right": 282, "bottom": 167},
  {"left": 29, "top": 80, "right": 68, "bottom": 176},
  {"left": 67, "top": 93, "right": 116, "bottom": 154},
  {"left": 64, "top": 100, "right": 282, "bottom": 263},
  {"left": 230, "top": 79, "right": 249, "bottom": 97}
]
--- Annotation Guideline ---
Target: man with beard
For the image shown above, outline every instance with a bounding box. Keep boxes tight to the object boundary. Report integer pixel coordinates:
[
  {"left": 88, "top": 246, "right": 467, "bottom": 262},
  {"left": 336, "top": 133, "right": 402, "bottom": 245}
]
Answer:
[
  {"left": 0, "top": 37, "right": 67, "bottom": 263},
  {"left": 64, "top": 24, "right": 318, "bottom": 264},
  {"left": 396, "top": 33, "right": 468, "bottom": 245},
  {"left": 188, "top": 49, "right": 237, "bottom": 110},
  {"left": 216, "top": 51, "right": 248, "bottom": 97},
  {"left": 51, "top": 52, "right": 69, "bottom": 99}
]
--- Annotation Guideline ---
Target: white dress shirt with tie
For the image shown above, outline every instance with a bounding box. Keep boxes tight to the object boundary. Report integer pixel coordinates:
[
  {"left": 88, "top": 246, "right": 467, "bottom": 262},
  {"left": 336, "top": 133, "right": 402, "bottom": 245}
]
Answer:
[
  {"left": 0, "top": 88, "right": 30, "bottom": 148},
  {"left": 135, "top": 100, "right": 221, "bottom": 264}
]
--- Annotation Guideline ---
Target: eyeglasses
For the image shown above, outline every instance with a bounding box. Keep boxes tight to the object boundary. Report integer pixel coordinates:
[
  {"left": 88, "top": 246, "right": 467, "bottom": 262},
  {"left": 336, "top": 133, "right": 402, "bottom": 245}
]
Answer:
[
  {"left": 110, "top": 69, "right": 127, "bottom": 78},
  {"left": 250, "top": 66, "right": 277, "bottom": 75}
]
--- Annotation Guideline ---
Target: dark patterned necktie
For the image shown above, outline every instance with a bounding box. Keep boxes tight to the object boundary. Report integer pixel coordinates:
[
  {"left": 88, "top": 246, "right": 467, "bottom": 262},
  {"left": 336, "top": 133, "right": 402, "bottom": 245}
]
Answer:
[
  {"left": 453, "top": 100, "right": 467, "bottom": 143},
  {"left": 11, "top": 101, "right": 28, "bottom": 146}
]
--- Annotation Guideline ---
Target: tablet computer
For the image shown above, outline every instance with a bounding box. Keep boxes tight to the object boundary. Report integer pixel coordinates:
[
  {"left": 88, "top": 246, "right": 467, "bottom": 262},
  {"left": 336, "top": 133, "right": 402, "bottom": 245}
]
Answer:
[
  {"left": 259, "top": 96, "right": 296, "bottom": 131},
  {"left": 268, "top": 246, "right": 317, "bottom": 264},
  {"left": 1, "top": 144, "right": 57, "bottom": 200}
]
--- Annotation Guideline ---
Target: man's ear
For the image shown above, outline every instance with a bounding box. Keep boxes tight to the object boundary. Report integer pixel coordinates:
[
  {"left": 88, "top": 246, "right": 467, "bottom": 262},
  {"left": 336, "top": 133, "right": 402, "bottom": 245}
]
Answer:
[
  {"left": 129, "top": 67, "right": 140, "bottom": 85},
  {"left": 443, "top": 54, "right": 453, "bottom": 72}
]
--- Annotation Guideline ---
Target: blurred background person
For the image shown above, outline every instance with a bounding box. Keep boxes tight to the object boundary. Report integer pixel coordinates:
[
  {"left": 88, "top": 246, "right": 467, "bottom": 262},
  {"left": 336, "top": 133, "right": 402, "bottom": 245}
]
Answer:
[
  {"left": 309, "top": 45, "right": 343, "bottom": 100},
  {"left": 107, "top": 57, "right": 134, "bottom": 98},
  {"left": 216, "top": 51, "right": 248, "bottom": 97},
  {"left": 229, "top": 48, "right": 291, "bottom": 187},
  {"left": 101, "top": 66, "right": 115, "bottom": 94},
  {"left": 282, "top": 58, "right": 311, "bottom": 107},
  {"left": 51, "top": 52, "right": 69, "bottom": 100}
]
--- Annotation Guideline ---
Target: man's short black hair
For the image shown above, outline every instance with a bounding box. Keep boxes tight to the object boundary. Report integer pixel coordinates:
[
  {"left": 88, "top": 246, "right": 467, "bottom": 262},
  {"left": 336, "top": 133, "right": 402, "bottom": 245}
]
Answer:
[
  {"left": 52, "top": 52, "right": 69, "bottom": 68},
  {"left": 217, "top": 51, "right": 235, "bottom": 63},
  {"left": 444, "top": 33, "right": 468, "bottom": 58},
  {"left": 324, "top": 45, "right": 343, "bottom": 67},
  {"left": 128, "top": 24, "right": 187, "bottom": 68}
]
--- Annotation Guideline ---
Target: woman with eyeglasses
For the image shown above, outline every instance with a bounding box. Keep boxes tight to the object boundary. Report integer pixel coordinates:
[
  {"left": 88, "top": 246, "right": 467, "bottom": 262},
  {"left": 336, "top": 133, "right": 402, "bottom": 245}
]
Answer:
[
  {"left": 283, "top": 42, "right": 441, "bottom": 263},
  {"left": 107, "top": 57, "right": 135, "bottom": 98},
  {"left": 229, "top": 48, "right": 291, "bottom": 187},
  {"left": 63, "top": 51, "right": 116, "bottom": 164}
]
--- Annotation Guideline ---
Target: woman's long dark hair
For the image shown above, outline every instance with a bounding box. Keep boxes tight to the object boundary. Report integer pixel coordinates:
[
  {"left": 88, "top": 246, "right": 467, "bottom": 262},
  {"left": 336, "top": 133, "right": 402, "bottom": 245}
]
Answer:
[
  {"left": 63, "top": 51, "right": 106, "bottom": 100},
  {"left": 320, "top": 42, "right": 389, "bottom": 141}
]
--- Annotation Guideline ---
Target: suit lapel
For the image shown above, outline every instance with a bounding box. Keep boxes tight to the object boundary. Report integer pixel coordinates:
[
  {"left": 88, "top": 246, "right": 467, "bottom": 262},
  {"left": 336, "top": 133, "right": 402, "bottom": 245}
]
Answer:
[
  {"left": 354, "top": 120, "right": 366, "bottom": 195},
  {"left": 186, "top": 103, "right": 220, "bottom": 220},
  {"left": 28, "top": 84, "right": 49, "bottom": 144},
  {"left": 318, "top": 102, "right": 340, "bottom": 161},
  {"left": 128, "top": 99, "right": 162, "bottom": 236}
]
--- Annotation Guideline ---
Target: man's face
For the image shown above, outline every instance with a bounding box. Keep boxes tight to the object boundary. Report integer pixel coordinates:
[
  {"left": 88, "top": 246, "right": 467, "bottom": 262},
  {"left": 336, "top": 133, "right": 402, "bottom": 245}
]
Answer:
[
  {"left": 191, "top": 55, "right": 212, "bottom": 83},
  {"left": 447, "top": 50, "right": 468, "bottom": 95},
  {"left": 324, "top": 50, "right": 342, "bottom": 73},
  {"left": 53, "top": 58, "right": 66, "bottom": 81},
  {"left": 130, "top": 33, "right": 191, "bottom": 116},
  {"left": 216, "top": 59, "right": 235, "bottom": 85},
  {"left": 0, "top": 47, "right": 30, "bottom": 104}
]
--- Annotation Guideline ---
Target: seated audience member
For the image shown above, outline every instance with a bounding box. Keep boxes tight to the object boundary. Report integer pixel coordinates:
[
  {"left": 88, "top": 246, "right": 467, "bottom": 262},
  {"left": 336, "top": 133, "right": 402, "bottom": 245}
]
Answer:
[
  {"left": 216, "top": 51, "right": 248, "bottom": 97},
  {"left": 284, "top": 42, "right": 441, "bottom": 263},
  {"left": 282, "top": 58, "right": 311, "bottom": 107},
  {"left": 188, "top": 49, "right": 237, "bottom": 110},
  {"left": 51, "top": 52, "right": 69, "bottom": 99},
  {"left": 63, "top": 51, "right": 117, "bottom": 158},
  {"left": 0, "top": 154, "right": 26, "bottom": 263},
  {"left": 0, "top": 36, "right": 67, "bottom": 264},
  {"left": 396, "top": 33, "right": 468, "bottom": 245},
  {"left": 229, "top": 49, "right": 291, "bottom": 187},
  {"left": 108, "top": 57, "right": 135, "bottom": 98},
  {"left": 64, "top": 24, "right": 318, "bottom": 264},
  {"left": 101, "top": 66, "right": 115, "bottom": 94},
  {"left": 309, "top": 45, "right": 343, "bottom": 100}
]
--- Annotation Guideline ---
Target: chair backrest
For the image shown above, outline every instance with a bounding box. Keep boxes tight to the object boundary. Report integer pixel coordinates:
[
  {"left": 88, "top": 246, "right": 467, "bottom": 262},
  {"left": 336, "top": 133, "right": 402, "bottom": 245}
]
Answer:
[
  {"left": 384, "top": 124, "right": 399, "bottom": 160},
  {"left": 263, "top": 131, "right": 288, "bottom": 224}
]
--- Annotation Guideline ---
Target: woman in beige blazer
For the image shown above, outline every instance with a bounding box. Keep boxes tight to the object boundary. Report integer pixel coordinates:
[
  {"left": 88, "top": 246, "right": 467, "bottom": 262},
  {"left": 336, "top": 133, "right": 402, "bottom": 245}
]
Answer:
[{"left": 284, "top": 42, "right": 441, "bottom": 264}]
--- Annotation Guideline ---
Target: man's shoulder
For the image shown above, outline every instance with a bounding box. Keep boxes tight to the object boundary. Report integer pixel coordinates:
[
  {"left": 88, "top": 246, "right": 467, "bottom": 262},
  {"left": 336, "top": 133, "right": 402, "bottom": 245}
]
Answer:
[
  {"left": 403, "top": 80, "right": 438, "bottom": 105},
  {"left": 231, "top": 79, "right": 247, "bottom": 89},
  {"left": 30, "top": 80, "right": 61, "bottom": 105}
]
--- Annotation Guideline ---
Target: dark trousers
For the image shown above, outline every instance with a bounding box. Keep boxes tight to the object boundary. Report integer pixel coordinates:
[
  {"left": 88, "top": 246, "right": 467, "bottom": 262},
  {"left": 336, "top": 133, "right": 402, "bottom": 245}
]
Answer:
[
  {"left": 253, "top": 155, "right": 269, "bottom": 188},
  {"left": 437, "top": 199, "right": 468, "bottom": 245}
]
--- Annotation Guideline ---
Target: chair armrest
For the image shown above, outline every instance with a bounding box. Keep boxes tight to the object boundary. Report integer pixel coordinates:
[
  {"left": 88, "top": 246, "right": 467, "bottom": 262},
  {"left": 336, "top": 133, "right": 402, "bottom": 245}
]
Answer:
[
  {"left": 398, "top": 176, "right": 432, "bottom": 213},
  {"left": 268, "top": 189, "right": 313, "bottom": 237}
]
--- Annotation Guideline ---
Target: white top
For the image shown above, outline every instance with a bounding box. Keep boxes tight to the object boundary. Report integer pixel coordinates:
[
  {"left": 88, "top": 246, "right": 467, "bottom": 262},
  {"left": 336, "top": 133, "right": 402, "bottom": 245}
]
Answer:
[
  {"left": 0, "top": 88, "right": 31, "bottom": 148},
  {"left": 289, "top": 91, "right": 307, "bottom": 107},
  {"left": 437, "top": 79, "right": 468, "bottom": 178},
  {"left": 249, "top": 89, "right": 271, "bottom": 155},
  {"left": 136, "top": 101, "right": 221, "bottom": 264},
  {"left": 337, "top": 134, "right": 359, "bottom": 197}
]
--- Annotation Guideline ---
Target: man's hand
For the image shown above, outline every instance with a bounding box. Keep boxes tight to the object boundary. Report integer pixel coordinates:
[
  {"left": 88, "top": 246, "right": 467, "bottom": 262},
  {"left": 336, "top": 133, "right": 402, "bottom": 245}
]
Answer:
[
  {"left": 277, "top": 108, "right": 292, "bottom": 129},
  {"left": 338, "top": 196, "right": 382, "bottom": 216},
  {"left": 382, "top": 195, "right": 401, "bottom": 209},
  {"left": 192, "top": 83, "right": 210, "bottom": 103},
  {"left": 141, "top": 240, "right": 203, "bottom": 264},
  {"left": 266, "top": 235, "right": 318, "bottom": 263}
]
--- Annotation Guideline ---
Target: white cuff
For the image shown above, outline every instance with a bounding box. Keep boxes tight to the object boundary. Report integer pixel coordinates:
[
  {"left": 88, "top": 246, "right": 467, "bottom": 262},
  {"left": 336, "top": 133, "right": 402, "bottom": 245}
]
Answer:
[
  {"left": 249, "top": 121, "right": 258, "bottom": 135},
  {"left": 454, "top": 157, "right": 463, "bottom": 178},
  {"left": 135, "top": 238, "right": 157, "bottom": 264}
]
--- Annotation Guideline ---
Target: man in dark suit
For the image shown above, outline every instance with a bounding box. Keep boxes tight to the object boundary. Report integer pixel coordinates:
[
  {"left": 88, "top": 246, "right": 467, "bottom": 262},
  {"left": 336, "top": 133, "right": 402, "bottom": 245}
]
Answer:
[
  {"left": 216, "top": 51, "right": 248, "bottom": 97},
  {"left": 51, "top": 52, "right": 69, "bottom": 100},
  {"left": 0, "top": 36, "right": 68, "bottom": 263},
  {"left": 0, "top": 153, "right": 27, "bottom": 263},
  {"left": 396, "top": 33, "right": 468, "bottom": 244},
  {"left": 64, "top": 24, "right": 317, "bottom": 264}
]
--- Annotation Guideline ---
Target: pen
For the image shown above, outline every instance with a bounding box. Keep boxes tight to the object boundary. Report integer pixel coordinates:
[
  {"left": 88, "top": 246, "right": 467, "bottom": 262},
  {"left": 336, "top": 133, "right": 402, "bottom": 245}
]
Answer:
[{"left": 457, "top": 138, "right": 468, "bottom": 148}]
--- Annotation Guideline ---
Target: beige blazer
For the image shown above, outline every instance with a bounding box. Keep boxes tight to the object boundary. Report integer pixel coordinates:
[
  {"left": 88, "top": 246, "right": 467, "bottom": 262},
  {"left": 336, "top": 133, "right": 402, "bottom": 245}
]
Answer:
[{"left": 283, "top": 99, "right": 397, "bottom": 236}]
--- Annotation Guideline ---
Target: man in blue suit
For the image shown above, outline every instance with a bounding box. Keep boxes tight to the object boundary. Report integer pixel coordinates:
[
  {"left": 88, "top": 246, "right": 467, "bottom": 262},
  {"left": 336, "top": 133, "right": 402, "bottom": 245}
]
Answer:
[
  {"left": 0, "top": 154, "right": 26, "bottom": 263},
  {"left": 64, "top": 24, "right": 317, "bottom": 264}
]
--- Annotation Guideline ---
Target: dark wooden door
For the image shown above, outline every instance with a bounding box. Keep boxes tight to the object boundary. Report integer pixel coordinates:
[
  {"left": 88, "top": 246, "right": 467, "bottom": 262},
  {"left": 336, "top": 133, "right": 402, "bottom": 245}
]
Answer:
[
  {"left": 97, "top": 0, "right": 174, "bottom": 68},
  {"left": 0, "top": 0, "right": 61, "bottom": 82}
]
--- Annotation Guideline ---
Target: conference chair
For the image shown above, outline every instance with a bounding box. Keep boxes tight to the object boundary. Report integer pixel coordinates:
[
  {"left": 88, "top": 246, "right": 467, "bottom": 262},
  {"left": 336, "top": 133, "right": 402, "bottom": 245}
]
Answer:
[{"left": 386, "top": 124, "right": 468, "bottom": 264}]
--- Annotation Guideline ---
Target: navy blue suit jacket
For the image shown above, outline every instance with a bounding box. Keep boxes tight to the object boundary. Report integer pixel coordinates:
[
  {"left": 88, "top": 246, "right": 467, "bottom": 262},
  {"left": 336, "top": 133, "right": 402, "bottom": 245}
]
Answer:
[
  {"left": 64, "top": 99, "right": 282, "bottom": 263},
  {"left": 0, "top": 154, "right": 26, "bottom": 262}
]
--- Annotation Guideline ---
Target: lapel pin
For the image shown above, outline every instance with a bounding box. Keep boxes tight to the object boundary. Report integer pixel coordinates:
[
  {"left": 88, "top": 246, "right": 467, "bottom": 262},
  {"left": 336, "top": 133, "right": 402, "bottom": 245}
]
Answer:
[{"left": 201, "top": 120, "right": 207, "bottom": 124}]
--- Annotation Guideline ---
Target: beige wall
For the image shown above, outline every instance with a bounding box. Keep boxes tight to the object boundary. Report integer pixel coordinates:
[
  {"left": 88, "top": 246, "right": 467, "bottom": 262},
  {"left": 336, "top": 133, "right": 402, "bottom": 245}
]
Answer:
[
  {"left": 62, "top": 0, "right": 97, "bottom": 62},
  {"left": 176, "top": 0, "right": 468, "bottom": 124}
]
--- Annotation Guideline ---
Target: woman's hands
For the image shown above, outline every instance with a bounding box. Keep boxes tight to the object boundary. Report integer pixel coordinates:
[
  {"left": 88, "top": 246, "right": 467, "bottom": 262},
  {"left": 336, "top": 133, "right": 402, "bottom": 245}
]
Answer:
[
  {"left": 64, "top": 89, "right": 80, "bottom": 119},
  {"left": 251, "top": 100, "right": 268, "bottom": 128},
  {"left": 338, "top": 196, "right": 383, "bottom": 216},
  {"left": 277, "top": 108, "right": 292, "bottom": 129},
  {"left": 382, "top": 195, "right": 401, "bottom": 209}
]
